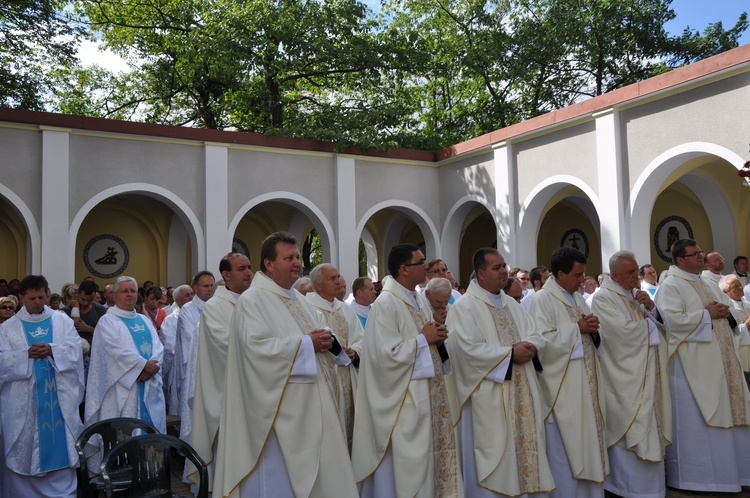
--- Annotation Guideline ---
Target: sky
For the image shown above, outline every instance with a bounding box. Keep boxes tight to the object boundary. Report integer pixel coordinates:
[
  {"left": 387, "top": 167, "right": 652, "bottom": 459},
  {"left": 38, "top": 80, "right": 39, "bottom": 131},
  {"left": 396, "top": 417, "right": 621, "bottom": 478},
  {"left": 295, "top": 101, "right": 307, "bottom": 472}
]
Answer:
[{"left": 78, "top": 1, "right": 750, "bottom": 72}]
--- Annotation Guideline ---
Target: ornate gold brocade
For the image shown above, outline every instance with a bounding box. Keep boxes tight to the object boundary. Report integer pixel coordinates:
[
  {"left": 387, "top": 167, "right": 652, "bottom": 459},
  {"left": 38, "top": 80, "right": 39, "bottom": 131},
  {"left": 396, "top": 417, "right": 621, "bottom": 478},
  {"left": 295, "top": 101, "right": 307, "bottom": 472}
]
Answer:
[
  {"left": 282, "top": 298, "right": 344, "bottom": 436},
  {"left": 564, "top": 303, "right": 607, "bottom": 471},
  {"left": 487, "top": 304, "right": 543, "bottom": 493},
  {"left": 690, "top": 280, "right": 747, "bottom": 425},
  {"left": 320, "top": 307, "right": 356, "bottom": 452},
  {"left": 406, "top": 305, "right": 460, "bottom": 497}
]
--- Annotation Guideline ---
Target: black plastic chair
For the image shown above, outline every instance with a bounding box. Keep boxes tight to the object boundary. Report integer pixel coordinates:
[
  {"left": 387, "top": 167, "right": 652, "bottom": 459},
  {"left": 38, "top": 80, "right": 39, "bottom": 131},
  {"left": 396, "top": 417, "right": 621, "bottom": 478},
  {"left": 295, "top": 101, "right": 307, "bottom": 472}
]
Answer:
[
  {"left": 100, "top": 433, "right": 209, "bottom": 498},
  {"left": 75, "top": 417, "right": 159, "bottom": 498}
]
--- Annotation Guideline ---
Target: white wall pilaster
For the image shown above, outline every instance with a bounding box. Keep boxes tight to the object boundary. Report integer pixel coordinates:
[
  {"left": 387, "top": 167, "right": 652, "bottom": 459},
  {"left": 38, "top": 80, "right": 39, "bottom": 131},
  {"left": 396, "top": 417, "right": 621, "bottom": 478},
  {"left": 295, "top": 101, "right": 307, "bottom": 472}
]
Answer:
[
  {"left": 494, "top": 142, "right": 517, "bottom": 264},
  {"left": 42, "top": 127, "right": 71, "bottom": 290},
  {"left": 594, "top": 109, "right": 627, "bottom": 269},
  {"left": 335, "top": 156, "right": 357, "bottom": 282},
  {"left": 204, "top": 144, "right": 229, "bottom": 277}
]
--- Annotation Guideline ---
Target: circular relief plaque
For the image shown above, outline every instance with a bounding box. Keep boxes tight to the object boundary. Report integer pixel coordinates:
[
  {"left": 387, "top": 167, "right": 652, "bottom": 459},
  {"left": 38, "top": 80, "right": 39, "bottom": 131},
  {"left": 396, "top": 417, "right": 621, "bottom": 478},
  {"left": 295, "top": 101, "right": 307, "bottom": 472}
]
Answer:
[
  {"left": 560, "top": 229, "right": 589, "bottom": 258},
  {"left": 654, "top": 216, "right": 694, "bottom": 263},
  {"left": 83, "top": 234, "right": 130, "bottom": 279}
]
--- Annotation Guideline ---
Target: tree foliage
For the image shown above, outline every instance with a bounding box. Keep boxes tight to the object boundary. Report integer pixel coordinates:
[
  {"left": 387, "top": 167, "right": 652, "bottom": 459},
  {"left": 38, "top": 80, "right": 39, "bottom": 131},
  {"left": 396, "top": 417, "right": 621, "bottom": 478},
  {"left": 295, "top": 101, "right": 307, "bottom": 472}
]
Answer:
[
  {"left": 5, "top": 0, "right": 749, "bottom": 149},
  {"left": 0, "top": 0, "right": 80, "bottom": 109}
]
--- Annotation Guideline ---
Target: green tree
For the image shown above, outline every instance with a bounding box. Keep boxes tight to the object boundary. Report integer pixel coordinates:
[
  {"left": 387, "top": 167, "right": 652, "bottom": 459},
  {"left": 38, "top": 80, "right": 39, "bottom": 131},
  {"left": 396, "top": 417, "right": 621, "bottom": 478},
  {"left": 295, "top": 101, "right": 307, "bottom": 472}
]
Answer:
[{"left": 0, "top": 0, "right": 81, "bottom": 109}]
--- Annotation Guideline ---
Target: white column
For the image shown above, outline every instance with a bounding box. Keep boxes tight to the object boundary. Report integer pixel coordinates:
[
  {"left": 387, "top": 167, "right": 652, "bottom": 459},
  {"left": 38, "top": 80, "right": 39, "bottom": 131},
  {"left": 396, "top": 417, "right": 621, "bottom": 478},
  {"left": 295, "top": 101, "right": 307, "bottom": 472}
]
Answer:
[
  {"left": 42, "top": 127, "right": 72, "bottom": 290},
  {"left": 335, "top": 156, "right": 357, "bottom": 281},
  {"left": 204, "top": 143, "right": 229, "bottom": 276},
  {"left": 594, "top": 109, "right": 627, "bottom": 267},
  {"left": 494, "top": 142, "right": 517, "bottom": 264}
]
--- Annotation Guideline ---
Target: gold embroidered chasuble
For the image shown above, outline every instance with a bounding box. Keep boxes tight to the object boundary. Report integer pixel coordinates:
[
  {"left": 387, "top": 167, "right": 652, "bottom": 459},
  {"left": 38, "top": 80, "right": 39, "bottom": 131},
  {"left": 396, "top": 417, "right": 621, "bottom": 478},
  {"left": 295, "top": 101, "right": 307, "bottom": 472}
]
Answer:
[
  {"left": 447, "top": 280, "right": 554, "bottom": 496},
  {"left": 655, "top": 266, "right": 750, "bottom": 428},
  {"left": 528, "top": 277, "right": 608, "bottom": 482},
  {"left": 306, "top": 292, "right": 365, "bottom": 451},
  {"left": 352, "top": 276, "right": 462, "bottom": 498},
  {"left": 212, "top": 272, "right": 358, "bottom": 498},
  {"left": 590, "top": 278, "right": 671, "bottom": 461}
]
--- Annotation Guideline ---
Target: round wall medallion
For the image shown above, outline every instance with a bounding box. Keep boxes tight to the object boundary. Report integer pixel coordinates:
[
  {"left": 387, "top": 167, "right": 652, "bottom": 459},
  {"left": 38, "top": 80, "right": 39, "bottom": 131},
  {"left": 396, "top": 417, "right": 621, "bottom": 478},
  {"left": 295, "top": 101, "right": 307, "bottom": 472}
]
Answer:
[
  {"left": 560, "top": 229, "right": 589, "bottom": 258},
  {"left": 232, "top": 237, "right": 250, "bottom": 258},
  {"left": 654, "top": 216, "right": 694, "bottom": 263},
  {"left": 83, "top": 234, "right": 130, "bottom": 279}
]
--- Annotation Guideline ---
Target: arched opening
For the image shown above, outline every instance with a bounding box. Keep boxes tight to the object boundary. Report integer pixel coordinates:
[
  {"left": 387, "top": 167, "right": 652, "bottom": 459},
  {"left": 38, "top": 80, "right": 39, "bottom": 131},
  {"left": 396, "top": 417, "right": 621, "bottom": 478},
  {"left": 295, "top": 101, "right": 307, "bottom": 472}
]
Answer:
[
  {"left": 0, "top": 196, "right": 29, "bottom": 280},
  {"left": 74, "top": 194, "right": 194, "bottom": 289}
]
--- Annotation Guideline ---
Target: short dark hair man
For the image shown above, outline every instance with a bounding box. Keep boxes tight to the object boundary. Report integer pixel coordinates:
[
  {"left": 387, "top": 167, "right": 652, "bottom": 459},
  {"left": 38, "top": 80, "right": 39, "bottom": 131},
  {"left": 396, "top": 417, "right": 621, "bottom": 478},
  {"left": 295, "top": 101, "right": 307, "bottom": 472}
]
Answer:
[
  {"left": 0, "top": 275, "right": 84, "bottom": 496},
  {"left": 733, "top": 255, "right": 748, "bottom": 286},
  {"left": 529, "top": 247, "right": 607, "bottom": 495},
  {"left": 61, "top": 279, "right": 107, "bottom": 349}
]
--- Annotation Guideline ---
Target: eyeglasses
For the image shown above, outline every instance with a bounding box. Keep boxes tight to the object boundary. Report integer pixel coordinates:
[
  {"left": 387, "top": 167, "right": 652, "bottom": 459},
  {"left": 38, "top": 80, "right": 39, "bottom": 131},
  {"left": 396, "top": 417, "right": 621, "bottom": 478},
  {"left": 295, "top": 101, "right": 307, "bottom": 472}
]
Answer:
[
  {"left": 0, "top": 305, "right": 14, "bottom": 310},
  {"left": 683, "top": 251, "right": 704, "bottom": 258},
  {"left": 403, "top": 259, "right": 427, "bottom": 267}
]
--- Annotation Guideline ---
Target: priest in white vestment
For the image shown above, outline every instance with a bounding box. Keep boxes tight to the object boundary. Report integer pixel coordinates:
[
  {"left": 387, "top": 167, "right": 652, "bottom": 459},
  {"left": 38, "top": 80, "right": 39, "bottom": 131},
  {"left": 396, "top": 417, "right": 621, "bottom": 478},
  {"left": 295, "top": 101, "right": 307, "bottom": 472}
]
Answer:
[
  {"left": 700, "top": 250, "right": 725, "bottom": 288},
  {"left": 528, "top": 248, "right": 608, "bottom": 498},
  {"left": 655, "top": 239, "right": 750, "bottom": 492},
  {"left": 719, "top": 274, "right": 750, "bottom": 370},
  {"left": 0, "top": 275, "right": 84, "bottom": 497},
  {"left": 638, "top": 264, "right": 659, "bottom": 298},
  {"left": 352, "top": 243, "right": 463, "bottom": 498},
  {"left": 349, "top": 276, "right": 377, "bottom": 328},
  {"left": 306, "top": 263, "right": 364, "bottom": 452},
  {"left": 591, "top": 251, "right": 671, "bottom": 498},
  {"left": 160, "top": 284, "right": 193, "bottom": 414},
  {"left": 186, "top": 253, "right": 252, "bottom": 491},
  {"left": 84, "top": 276, "right": 166, "bottom": 469},
  {"left": 173, "top": 271, "right": 214, "bottom": 439},
  {"left": 447, "top": 249, "right": 554, "bottom": 497},
  {"left": 212, "top": 232, "right": 358, "bottom": 498}
]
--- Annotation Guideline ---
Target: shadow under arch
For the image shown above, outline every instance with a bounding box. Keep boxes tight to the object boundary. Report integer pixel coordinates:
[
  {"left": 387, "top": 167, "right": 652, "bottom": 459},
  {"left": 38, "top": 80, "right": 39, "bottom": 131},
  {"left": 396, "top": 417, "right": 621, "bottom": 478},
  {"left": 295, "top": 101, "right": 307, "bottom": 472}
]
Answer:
[
  {"left": 517, "top": 175, "right": 601, "bottom": 268},
  {"left": 356, "top": 200, "right": 441, "bottom": 266},
  {"left": 0, "top": 183, "right": 41, "bottom": 274},
  {"left": 441, "top": 195, "right": 499, "bottom": 278},
  {"left": 229, "top": 191, "right": 337, "bottom": 265},
  {"left": 630, "top": 142, "right": 745, "bottom": 261},
  {"left": 69, "top": 183, "right": 205, "bottom": 275}
]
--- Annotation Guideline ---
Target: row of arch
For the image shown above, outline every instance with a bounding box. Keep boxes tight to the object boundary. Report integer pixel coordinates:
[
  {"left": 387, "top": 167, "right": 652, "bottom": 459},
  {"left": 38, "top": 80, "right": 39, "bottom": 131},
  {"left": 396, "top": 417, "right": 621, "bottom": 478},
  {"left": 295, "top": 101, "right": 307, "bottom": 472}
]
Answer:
[{"left": 1, "top": 142, "right": 747, "bottom": 288}]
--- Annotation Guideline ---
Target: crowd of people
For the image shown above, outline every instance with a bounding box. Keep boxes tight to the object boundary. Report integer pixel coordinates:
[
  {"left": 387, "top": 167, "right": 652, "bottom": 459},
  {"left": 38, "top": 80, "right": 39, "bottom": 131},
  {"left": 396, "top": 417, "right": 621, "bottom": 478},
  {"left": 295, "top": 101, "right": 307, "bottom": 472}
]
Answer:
[{"left": 1, "top": 232, "right": 750, "bottom": 498}]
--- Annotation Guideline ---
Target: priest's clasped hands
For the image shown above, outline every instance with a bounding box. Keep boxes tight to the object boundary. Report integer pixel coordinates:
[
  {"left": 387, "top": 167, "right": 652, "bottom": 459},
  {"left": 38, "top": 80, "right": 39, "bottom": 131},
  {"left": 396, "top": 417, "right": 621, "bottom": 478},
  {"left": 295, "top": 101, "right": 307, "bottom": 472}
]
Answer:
[
  {"left": 577, "top": 313, "right": 600, "bottom": 334},
  {"left": 421, "top": 321, "right": 448, "bottom": 345},
  {"left": 310, "top": 328, "right": 335, "bottom": 352},
  {"left": 706, "top": 301, "right": 731, "bottom": 320},
  {"left": 27, "top": 343, "right": 53, "bottom": 359}
]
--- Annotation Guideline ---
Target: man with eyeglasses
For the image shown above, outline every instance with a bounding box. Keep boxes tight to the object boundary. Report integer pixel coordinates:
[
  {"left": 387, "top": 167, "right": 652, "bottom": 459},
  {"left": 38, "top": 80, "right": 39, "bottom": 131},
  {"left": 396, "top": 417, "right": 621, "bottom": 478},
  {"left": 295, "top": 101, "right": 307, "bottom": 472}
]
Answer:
[
  {"left": 353, "top": 243, "right": 462, "bottom": 497},
  {"left": 426, "top": 259, "right": 462, "bottom": 304},
  {"left": 655, "top": 239, "right": 750, "bottom": 492}
]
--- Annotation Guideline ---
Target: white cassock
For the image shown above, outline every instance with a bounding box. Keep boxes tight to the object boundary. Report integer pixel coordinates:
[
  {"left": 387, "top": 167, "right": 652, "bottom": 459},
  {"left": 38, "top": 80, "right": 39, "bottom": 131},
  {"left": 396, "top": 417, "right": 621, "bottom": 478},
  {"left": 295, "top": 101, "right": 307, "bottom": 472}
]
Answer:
[
  {"left": 173, "top": 296, "right": 204, "bottom": 437},
  {"left": 655, "top": 265, "right": 750, "bottom": 492},
  {"left": 159, "top": 305, "right": 179, "bottom": 412},
  {"left": 185, "top": 286, "right": 239, "bottom": 491},
  {"left": 84, "top": 306, "right": 166, "bottom": 469},
  {"left": 640, "top": 281, "right": 658, "bottom": 298},
  {"left": 590, "top": 279, "right": 671, "bottom": 498},
  {"left": 352, "top": 276, "right": 463, "bottom": 498},
  {"left": 212, "top": 271, "right": 358, "bottom": 498},
  {"left": 306, "top": 292, "right": 364, "bottom": 451},
  {"left": 528, "top": 277, "right": 608, "bottom": 498},
  {"left": 0, "top": 306, "right": 84, "bottom": 498},
  {"left": 446, "top": 280, "right": 554, "bottom": 498}
]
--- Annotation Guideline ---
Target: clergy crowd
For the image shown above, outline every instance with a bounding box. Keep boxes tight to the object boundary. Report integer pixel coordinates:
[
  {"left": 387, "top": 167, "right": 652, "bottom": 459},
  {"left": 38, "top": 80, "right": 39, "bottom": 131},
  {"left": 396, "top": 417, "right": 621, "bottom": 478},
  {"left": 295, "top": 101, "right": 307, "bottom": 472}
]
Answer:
[{"left": 1, "top": 232, "right": 750, "bottom": 498}]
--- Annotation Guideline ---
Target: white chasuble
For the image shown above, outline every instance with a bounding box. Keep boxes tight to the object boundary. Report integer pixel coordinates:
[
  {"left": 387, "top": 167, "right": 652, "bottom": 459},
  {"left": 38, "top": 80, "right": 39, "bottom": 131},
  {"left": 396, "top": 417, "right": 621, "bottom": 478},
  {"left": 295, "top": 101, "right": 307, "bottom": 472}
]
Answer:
[
  {"left": 655, "top": 265, "right": 750, "bottom": 427},
  {"left": 185, "top": 285, "right": 238, "bottom": 490},
  {"left": 212, "top": 272, "right": 358, "bottom": 498},
  {"left": 447, "top": 280, "right": 554, "bottom": 496},
  {"left": 528, "top": 278, "right": 608, "bottom": 483},
  {"left": 306, "top": 292, "right": 364, "bottom": 451},
  {"left": 591, "top": 278, "right": 671, "bottom": 461},
  {"left": 352, "top": 276, "right": 462, "bottom": 498}
]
